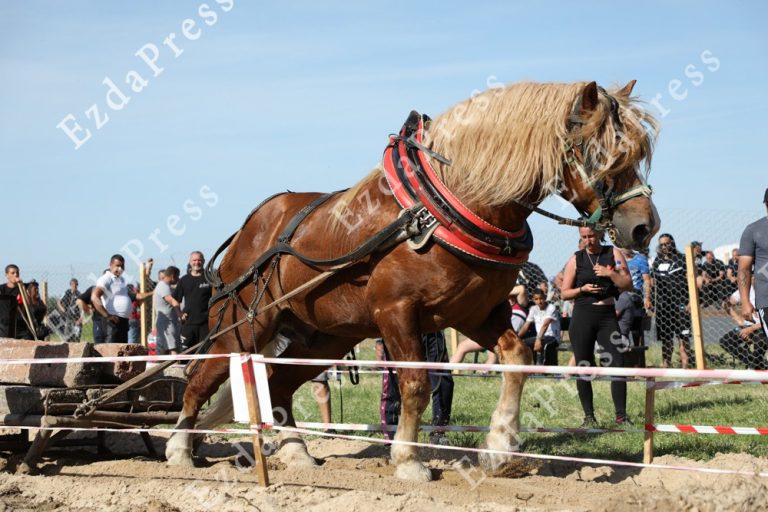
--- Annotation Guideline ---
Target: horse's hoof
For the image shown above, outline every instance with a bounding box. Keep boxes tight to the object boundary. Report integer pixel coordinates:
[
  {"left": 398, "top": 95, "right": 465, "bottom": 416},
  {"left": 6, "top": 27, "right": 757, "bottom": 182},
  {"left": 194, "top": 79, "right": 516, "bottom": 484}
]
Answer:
[
  {"left": 478, "top": 440, "right": 519, "bottom": 476},
  {"left": 165, "top": 450, "right": 195, "bottom": 467},
  {"left": 16, "top": 462, "right": 37, "bottom": 475},
  {"left": 394, "top": 460, "right": 432, "bottom": 482},
  {"left": 277, "top": 443, "right": 317, "bottom": 468}
]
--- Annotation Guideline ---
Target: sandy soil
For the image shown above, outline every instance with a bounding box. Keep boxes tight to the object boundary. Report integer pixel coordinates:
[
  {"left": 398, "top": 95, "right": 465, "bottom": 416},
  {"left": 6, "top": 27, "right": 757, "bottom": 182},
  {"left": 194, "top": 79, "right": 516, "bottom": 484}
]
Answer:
[{"left": 0, "top": 432, "right": 766, "bottom": 511}]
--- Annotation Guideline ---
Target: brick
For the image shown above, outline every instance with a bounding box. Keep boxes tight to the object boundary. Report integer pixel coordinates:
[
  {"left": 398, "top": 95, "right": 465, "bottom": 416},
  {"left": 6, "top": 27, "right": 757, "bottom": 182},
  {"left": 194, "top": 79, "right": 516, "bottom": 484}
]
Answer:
[{"left": 0, "top": 338, "right": 101, "bottom": 387}]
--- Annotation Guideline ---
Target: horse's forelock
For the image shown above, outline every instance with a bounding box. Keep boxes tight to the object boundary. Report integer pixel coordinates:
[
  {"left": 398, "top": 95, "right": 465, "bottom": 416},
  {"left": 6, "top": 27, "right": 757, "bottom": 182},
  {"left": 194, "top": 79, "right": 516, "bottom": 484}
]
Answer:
[{"left": 578, "top": 87, "right": 660, "bottom": 181}]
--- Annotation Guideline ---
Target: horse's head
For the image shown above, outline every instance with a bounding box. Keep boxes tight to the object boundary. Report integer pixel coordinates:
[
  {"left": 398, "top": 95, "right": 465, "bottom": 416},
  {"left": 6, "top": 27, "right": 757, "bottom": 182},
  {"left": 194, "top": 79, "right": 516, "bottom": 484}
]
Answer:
[{"left": 560, "top": 81, "right": 660, "bottom": 250}]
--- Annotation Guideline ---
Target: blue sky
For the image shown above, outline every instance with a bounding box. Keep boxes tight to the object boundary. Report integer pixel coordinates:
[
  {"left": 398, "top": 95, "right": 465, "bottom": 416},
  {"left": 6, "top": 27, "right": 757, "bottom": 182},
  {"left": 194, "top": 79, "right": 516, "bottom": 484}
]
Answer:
[{"left": 1, "top": 1, "right": 766, "bottom": 287}]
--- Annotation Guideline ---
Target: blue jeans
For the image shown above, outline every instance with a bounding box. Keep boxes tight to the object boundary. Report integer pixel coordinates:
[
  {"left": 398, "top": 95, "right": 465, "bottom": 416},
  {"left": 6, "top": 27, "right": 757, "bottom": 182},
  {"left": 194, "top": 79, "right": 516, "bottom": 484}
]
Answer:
[{"left": 128, "top": 319, "right": 140, "bottom": 343}]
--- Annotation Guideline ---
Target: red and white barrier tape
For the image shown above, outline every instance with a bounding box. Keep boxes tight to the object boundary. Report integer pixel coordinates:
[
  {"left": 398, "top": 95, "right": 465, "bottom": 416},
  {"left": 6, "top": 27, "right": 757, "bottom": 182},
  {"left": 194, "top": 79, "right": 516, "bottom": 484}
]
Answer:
[
  {"left": 0, "top": 353, "right": 230, "bottom": 366},
  {"left": 7, "top": 422, "right": 766, "bottom": 477},
  {"left": 295, "top": 421, "right": 768, "bottom": 436},
  {"left": 649, "top": 379, "right": 768, "bottom": 390},
  {"left": 648, "top": 424, "right": 768, "bottom": 435},
  {"left": 256, "top": 356, "right": 768, "bottom": 382},
  {"left": 270, "top": 425, "right": 768, "bottom": 478},
  {"left": 330, "top": 368, "right": 653, "bottom": 384},
  {"left": 0, "top": 351, "right": 765, "bottom": 383},
  {"left": 295, "top": 422, "right": 640, "bottom": 434},
  {"left": 7, "top": 420, "right": 765, "bottom": 438}
]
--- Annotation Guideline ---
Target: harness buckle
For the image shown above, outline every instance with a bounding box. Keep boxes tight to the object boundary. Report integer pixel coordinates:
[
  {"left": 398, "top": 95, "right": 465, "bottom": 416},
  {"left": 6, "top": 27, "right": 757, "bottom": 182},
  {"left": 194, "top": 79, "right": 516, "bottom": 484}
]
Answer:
[
  {"left": 407, "top": 206, "right": 440, "bottom": 250},
  {"left": 415, "top": 206, "right": 438, "bottom": 230}
]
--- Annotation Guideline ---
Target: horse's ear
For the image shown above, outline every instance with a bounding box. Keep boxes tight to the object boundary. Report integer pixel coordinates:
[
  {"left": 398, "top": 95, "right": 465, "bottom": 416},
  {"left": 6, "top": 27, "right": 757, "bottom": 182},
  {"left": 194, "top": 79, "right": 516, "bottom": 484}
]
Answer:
[
  {"left": 616, "top": 79, "right": 637, "bottom": 97},
  {"left": 580, "top": 81, "right": 599, "bottom": 113}
]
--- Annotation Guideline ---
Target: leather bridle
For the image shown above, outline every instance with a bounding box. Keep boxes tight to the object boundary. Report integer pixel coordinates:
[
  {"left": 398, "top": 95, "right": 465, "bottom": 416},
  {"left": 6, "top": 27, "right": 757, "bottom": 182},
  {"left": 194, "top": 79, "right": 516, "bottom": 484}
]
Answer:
[{"left": 511, "top": 87, "right": 653, "bottom": 241}]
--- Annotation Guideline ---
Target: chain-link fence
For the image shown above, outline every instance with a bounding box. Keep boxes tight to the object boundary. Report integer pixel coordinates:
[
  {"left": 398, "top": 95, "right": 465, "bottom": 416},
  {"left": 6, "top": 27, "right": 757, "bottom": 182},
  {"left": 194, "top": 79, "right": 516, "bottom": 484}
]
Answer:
[{"left": 516, "top": 207, "right": 766, "bottom": 370}]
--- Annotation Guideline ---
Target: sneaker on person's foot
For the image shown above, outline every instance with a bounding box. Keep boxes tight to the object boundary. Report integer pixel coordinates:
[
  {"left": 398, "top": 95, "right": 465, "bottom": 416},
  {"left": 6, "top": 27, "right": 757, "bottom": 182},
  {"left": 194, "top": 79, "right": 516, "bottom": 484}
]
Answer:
[
  {"left": 615, "top": 416, "right": 634, "bottom": 426},
  {"left": 579, "top": 415, "right": 598, "bottom": 429}
]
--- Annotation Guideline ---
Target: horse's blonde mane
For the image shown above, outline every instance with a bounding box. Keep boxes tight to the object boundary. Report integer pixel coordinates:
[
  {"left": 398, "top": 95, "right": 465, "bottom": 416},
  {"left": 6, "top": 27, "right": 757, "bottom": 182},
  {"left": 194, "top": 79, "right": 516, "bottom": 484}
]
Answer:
[
  {"left": 336, "top": 80, "right": 659, "bottom": 217},
  {"left": 426, "top": 81, "right": 658, "bottom": 206}
]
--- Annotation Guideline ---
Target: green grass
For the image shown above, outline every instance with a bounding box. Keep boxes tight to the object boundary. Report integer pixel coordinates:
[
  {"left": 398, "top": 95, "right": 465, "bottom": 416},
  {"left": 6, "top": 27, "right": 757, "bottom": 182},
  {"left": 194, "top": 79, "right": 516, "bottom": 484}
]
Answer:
[{"left": 281, "top": 340, "right": 768, "bottom": 462}]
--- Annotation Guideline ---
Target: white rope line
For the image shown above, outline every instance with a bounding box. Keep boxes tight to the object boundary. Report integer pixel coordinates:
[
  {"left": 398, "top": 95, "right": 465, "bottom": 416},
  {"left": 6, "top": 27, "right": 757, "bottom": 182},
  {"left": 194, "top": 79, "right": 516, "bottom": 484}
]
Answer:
[{"left": 0, "top": 352, "right": 765, "bottom": 382}]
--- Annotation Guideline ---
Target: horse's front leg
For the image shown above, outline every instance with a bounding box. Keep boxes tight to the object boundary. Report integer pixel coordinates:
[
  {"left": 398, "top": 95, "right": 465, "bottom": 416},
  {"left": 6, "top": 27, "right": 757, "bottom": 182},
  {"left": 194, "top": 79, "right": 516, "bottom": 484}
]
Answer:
[
  {"left": 377, "top": 307, "right": 433, "bottom": 482},
  {"left": 462, "top": 303, "right": 533, "bottom": 475},
  {"left": 166, "top": 357, "right": 230, "bottom": 466},
  {"left": 390, "top": 366, "right": 432, "bottom": 481}
]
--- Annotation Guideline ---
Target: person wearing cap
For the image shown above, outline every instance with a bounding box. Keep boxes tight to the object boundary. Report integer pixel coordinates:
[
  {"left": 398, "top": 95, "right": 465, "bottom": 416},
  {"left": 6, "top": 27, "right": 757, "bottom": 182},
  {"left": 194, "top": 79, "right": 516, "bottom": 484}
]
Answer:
[{"left": 738, "top": 188, "right": 768, "bottom": 346}]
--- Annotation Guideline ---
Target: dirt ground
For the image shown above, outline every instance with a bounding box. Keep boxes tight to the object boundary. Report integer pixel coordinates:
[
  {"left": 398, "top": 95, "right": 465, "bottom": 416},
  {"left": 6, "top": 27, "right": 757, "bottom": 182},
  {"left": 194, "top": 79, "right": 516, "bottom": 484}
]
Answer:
[{"left": 0, "top": 432, "right": 766, "bottom": 511}]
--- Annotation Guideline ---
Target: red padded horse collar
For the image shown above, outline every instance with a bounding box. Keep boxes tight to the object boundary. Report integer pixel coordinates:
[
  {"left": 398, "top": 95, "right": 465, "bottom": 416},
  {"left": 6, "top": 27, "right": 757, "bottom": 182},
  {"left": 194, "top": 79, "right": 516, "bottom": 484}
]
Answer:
[{"left": 382, "top": 111, "right": 533, "bottom": 269}]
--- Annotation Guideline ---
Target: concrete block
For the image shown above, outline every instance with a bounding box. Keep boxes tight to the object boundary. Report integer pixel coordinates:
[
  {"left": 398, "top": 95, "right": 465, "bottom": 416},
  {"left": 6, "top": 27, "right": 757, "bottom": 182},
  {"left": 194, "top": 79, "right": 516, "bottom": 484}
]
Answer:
[{"left": 0, "top": 339, "right": 101, "bottom": 387}]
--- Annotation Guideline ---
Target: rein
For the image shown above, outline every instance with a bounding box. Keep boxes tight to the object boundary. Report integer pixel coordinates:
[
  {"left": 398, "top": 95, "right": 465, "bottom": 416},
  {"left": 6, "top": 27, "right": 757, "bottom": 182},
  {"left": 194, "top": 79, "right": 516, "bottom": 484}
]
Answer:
[
  {"left": 187, "top": 197, "right": 435, "bottom": 364},
  {"left": 510, "top": 141, "right": 653, "bottom": 233}
]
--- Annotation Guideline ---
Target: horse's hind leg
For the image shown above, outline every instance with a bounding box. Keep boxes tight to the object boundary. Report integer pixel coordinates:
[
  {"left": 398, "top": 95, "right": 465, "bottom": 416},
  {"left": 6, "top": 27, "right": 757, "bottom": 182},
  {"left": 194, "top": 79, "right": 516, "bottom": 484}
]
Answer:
[
  {"left": 462, "top": 303, "right": 532, "bottom": 475},
  {"left": 166, "top": 356, "right": 230, "bottom": 466},
  {"left": 377, "top": 308, "right": 433, "bottom": 482}
]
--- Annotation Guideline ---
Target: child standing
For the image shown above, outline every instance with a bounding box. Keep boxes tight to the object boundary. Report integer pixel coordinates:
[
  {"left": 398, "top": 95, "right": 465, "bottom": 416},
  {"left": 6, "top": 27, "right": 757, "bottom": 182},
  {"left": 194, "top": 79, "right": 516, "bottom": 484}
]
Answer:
[{"left": 153, "top": 266, "right": 183, "bottom": 355}]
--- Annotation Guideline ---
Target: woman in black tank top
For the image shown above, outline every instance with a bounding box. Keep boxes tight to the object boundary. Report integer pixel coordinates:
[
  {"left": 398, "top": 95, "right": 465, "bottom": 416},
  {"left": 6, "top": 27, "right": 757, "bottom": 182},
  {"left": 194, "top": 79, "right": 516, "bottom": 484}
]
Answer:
[{"left": 560, "top": 227, "right": 633, "bottom": 427}]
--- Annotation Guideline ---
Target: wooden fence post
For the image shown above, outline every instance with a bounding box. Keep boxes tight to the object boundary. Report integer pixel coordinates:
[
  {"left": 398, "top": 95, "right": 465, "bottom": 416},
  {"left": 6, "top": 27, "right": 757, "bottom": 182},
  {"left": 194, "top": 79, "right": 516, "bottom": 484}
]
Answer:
[
  {"left": 240, "top": 354, "right": 270, "bottom": 487},
  {"left": 643, "top": 378, "right": 656, "bottom": 464},
  {"left": 449, "top": 328, "right": 460, "bottom": 374},
  {"left": 41, "top": 281, "right": 48, "bottom": 306},
  {"left": 684, "top": 244, "right": 706, "bottom": 369},
  {"left": 139, "top": 263, "right": 147, "bottom": 347}
]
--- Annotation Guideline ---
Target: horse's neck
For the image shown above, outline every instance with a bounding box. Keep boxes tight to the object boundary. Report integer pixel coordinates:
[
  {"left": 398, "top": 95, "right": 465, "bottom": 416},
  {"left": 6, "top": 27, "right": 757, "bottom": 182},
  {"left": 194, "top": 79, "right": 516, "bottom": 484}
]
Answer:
[{"left": 472, "top": 201, "right": 533, "bottom": 233}]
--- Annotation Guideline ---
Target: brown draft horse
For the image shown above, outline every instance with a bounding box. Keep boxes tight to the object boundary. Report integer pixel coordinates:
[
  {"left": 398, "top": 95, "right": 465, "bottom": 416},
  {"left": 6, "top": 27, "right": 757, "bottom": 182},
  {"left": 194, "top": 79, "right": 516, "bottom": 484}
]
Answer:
[{"left": 166, "top": 80, "right": 660, "bottom": 481}]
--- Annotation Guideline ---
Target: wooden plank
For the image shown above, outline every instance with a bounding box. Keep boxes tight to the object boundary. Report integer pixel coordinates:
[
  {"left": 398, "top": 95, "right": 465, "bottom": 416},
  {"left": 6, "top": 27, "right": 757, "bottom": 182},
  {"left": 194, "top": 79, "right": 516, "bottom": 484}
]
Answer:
[
  {"left": 0, "top": 339, "right": 101, "bottom": 387},
  {"left": 684, "top": 245, "right": 706, "bottom": 370},
  {"left": 643, "top": 379, "right": 656, "bottom": 464}
]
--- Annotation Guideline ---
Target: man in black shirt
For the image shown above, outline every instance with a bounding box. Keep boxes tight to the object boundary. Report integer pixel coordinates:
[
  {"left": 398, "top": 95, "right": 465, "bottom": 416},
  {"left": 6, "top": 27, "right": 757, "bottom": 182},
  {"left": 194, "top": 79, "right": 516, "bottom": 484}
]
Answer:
[
  {"left": 0, "top": 264, "right": 22, "bottom": 338},
  {"left": 699, "top": 251, "right": 726, "bottom": 307},
  {"left": 173, "top": 251, "right": 212, "bottom": 351},
  {"left": 650, "top": 234, "right": 692, "bottom": 368}
]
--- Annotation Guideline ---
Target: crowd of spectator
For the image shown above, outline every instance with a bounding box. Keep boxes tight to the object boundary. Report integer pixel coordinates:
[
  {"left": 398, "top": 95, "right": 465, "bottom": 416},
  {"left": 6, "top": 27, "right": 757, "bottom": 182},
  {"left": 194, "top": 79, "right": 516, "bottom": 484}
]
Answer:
[{"left": 0, "top": 251, "right": 212, "bottom": 357}]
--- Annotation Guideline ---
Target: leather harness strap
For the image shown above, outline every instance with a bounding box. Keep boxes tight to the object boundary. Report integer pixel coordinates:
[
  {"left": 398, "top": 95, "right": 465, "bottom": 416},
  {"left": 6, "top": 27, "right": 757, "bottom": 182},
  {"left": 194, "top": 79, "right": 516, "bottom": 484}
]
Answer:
[{"left": 382, "top": 111, "right": 533, "bottom": 269}]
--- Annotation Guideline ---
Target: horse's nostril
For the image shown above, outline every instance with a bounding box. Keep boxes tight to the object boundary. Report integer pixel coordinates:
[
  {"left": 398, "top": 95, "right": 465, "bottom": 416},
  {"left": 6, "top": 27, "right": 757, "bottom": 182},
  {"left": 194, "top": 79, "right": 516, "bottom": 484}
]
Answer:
[{"left": 632, "top": 224, "right": 650, "bottom": 244}]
